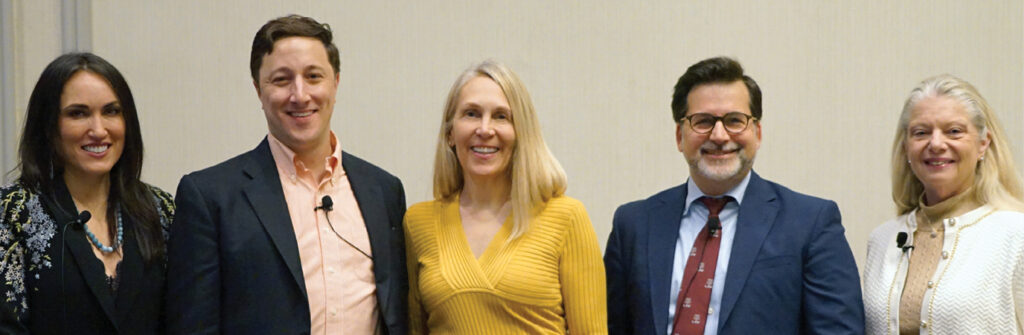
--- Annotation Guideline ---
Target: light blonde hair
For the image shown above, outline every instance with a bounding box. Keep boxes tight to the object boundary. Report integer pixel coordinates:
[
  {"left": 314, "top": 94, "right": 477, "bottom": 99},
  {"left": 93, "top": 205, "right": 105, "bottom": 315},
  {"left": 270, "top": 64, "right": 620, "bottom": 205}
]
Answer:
[
  {"left": 891, "top": 74, "right": 1024, "bottom": 214},
  {"left": 433, "top": 60, "right": 567, "bottom": 238}
]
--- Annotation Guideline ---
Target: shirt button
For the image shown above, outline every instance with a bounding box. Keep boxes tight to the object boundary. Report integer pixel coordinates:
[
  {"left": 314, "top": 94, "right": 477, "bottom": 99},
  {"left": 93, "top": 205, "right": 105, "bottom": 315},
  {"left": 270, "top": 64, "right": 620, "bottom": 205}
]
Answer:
[
  {"left": 329, "top": 308, "right": 337, "bottom": 317},
  {"left": 707, "top": 307, "right": 714, "bottom": 315},
  {"left": 941, "top": 251, "right": 949, "bottom": 259},
  {"left": 327, "top": 267, "right": 335, "bottom": 275},
  {"left": 322, "top": 228, "right": 330, "bottom": 234}
]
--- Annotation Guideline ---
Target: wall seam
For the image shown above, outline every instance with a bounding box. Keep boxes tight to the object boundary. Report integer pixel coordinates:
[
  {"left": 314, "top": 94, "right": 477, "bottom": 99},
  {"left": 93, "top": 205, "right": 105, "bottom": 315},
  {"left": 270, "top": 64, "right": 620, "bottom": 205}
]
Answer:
[{"left": 1, "top": 0, "right": 15, "bottom": 183}]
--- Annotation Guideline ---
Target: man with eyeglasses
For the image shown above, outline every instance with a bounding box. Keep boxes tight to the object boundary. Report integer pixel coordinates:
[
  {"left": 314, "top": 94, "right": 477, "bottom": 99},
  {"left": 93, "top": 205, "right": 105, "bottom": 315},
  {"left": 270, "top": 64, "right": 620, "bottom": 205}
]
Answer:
[{"left": 604, "top": 57, "right": 864, "bottom": 335}]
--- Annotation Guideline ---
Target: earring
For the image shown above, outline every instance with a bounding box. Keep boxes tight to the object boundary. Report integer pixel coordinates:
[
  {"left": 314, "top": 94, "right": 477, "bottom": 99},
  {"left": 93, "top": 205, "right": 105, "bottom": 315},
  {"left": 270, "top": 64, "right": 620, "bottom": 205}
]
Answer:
[{"left": 980, "top": 155, "right": 985, "bottom": 161}]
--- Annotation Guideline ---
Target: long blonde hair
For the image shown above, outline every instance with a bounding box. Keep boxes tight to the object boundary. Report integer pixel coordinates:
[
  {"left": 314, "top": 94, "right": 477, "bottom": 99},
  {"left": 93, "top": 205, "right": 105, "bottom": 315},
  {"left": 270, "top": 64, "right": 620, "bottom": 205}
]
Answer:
[
  {"left": 433, "top": 60, "right": 567, "bottom": 238},
  {"left": 891, "top": 74, "right": 1024, "bottom": 214}
]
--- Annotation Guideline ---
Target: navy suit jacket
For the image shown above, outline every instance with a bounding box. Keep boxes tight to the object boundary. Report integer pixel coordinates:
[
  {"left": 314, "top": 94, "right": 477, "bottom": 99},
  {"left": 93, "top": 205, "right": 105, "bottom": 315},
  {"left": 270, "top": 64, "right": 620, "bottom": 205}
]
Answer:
[
  {"left": 604, "top": 172, "right": 864, "bottom": 334},
  {"left": 165, "top": 139, "right": 407, "bottom": 335}
]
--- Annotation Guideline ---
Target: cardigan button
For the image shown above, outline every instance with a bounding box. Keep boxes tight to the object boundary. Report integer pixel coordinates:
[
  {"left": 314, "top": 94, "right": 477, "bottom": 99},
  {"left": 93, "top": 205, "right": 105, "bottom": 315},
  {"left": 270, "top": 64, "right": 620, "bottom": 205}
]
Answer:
[
  {"left": 927, "top": 281, "right": 934, "bottom": 288},
  {"left": 921, "top": 321, "right": 928, "bottom": 328},
  {"left": 942, "top": 251, "right": 949, "bottom": 259}
]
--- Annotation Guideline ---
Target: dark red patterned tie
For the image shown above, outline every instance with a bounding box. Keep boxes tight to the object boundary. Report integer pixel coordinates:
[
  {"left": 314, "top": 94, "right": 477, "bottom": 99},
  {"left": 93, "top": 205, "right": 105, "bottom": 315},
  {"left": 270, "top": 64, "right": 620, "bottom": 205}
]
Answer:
[{"left": 672, "top": 196, "right": 732, "bottom": 335}]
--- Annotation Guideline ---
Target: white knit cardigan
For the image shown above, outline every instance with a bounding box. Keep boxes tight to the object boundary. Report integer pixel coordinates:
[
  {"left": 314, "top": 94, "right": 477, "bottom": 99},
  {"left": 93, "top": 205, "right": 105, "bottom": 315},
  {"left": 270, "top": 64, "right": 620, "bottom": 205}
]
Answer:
[{"left": 863, "top": 205, "right": 1024, "bottom": 335}]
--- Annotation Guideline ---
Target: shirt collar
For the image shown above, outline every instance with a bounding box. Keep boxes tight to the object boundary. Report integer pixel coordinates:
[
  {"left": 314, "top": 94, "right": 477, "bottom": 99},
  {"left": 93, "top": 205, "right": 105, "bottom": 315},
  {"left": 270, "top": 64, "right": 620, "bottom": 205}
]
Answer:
[
  {"left": 684, "top": 172, "right": 751, "bottom": 214},
  {"left": 267, "top": 131, "right": 344, "bottom": 183}
]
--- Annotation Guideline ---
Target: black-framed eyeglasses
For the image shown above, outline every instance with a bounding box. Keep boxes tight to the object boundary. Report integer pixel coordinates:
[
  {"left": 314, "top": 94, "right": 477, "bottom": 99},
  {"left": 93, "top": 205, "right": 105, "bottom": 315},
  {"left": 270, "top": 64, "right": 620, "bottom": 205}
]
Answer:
[{"left": 679, "top": 112, "right": 757, "bottom": 134}]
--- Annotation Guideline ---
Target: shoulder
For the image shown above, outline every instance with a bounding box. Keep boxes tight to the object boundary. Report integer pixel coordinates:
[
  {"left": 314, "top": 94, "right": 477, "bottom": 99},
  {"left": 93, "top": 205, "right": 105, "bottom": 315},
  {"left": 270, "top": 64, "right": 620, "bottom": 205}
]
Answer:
[
  {"left": 183, "top": 147, "right": 262, "bottom": 182},
  {"left": 545, "top": 195, "right": 586, "bottom": 213},
  {"left": 0, "top": 183, "right": 31, "bottom": 209},
  {"left": 757, "top": 177, "right": 836, "bottom": 209},
  {"left": 613, "top": 184, "right": 684, "bottom": 225},
  {"left": 404, "top": 200, "right": 445, "bottom": 231},
  {"left": 145, "top": 183, "right": 174, "bottom": 204},
  {"left": 984, "top": 209, "right": 1024, "bottom": 224},
  {"left": 406, "top": 200, "right": 441, "bottom": 221},
  {"left": 342, "top": 151, "right": 402, "bottom": 185},
  {"left": 0, "top": 183, "right": 47, "bottom": 229},
  {"left": 0, "top": 183, "right": 33, "bottom": 235},
  {"left": 144, "top": 183, "right": 175, "bottom": 220},
  {"left": 868, "top": 215, "right": 907, "bottom": 249},
  {"left": 403, "top": 200, "right": 444, "bottom": 243},
  {"left": 538, "top": 196, "right": 590, "bottom": 226},
  {"left": 976, "top": 210, "right": 1024, "bottom": 238}
]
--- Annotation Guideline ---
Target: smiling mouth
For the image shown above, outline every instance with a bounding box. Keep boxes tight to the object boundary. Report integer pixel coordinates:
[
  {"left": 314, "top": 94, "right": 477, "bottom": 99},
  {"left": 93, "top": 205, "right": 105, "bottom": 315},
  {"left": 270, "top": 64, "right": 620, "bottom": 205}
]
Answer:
[
  {"left": 288, "top": 110, "right": 314, "bottom": 117},
  {"left": 83, "top": 145, "right": 109, "bottom": 153},
  {"left": 702, "top": 148, "right": 738, "bottom": 157},
  {"left": 471, "top": 146, "right": 498, "bottom": 154},
  {"left": 925, "top": 159, "right": 954, "bottom": 167}
]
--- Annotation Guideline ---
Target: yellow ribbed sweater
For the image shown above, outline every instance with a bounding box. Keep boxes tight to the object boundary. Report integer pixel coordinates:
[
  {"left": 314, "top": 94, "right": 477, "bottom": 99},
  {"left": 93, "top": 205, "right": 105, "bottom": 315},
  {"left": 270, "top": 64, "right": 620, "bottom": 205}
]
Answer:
[{"left": 404, "top": 195, "right": 607, "bottom": 335}]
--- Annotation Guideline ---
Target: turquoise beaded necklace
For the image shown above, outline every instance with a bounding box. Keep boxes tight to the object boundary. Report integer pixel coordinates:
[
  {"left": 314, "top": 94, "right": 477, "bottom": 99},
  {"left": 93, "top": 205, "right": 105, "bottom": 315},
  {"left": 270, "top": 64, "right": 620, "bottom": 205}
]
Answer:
[{"left": 83, "top": 207, "right": 123, "bottom": 253}]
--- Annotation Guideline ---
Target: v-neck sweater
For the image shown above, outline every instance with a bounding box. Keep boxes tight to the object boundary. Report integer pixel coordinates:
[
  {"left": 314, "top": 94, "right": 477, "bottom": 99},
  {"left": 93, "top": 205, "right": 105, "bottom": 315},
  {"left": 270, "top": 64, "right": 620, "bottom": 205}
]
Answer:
[{"left": 405, "top": 195, "right": 608, "bottom": 334}]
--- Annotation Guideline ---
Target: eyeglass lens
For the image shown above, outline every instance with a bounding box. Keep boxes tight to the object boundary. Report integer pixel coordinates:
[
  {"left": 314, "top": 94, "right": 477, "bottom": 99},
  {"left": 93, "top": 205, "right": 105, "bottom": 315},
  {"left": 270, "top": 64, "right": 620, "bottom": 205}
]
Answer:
[{"left": 688, "top": 112, "right": 752, "bottom": 133}]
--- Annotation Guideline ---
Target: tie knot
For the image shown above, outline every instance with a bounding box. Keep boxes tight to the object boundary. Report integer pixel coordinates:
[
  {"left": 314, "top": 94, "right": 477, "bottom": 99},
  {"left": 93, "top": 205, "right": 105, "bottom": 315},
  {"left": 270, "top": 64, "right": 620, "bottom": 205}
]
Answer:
[{"left": 699, "top": 196, "right": 732, "bottom": 217}]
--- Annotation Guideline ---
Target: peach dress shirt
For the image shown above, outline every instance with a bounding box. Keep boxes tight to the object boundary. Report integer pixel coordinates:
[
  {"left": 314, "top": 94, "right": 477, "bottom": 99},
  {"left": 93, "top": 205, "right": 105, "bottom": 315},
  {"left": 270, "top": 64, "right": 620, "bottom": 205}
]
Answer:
[{"left": 268, "top": 133, "right": 377, "bottom": 335}]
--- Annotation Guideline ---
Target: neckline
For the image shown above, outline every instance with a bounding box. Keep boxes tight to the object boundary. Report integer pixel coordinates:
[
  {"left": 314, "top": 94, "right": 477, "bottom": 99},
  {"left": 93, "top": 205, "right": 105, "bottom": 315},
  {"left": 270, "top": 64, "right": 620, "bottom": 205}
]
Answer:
[
  {"left": 916, "top": 186, "right": 982, "bottom": 231},
  {"left": 448, "top": 195, "right": 513, "bottom": 264}
]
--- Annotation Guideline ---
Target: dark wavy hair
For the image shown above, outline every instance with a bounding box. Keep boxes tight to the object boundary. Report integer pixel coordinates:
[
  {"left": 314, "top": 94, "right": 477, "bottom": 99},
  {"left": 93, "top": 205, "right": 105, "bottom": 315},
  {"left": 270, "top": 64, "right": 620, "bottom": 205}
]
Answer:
[
  {"left": 17, "top": 52, "right": 164, "bottom": 263},
  {"left": 671, "top": 56, "right": 762, "bottom": 122},
  {"left": 250, "top": 14, "right": 340, "bottom": 83}
]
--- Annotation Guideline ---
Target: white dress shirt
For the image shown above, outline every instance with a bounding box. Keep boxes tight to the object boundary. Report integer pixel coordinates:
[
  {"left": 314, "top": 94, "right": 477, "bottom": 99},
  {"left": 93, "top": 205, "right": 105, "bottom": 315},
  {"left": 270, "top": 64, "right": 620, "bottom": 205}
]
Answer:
[{"left": 666, "top": 173, "right": 751, "bottom": 335}]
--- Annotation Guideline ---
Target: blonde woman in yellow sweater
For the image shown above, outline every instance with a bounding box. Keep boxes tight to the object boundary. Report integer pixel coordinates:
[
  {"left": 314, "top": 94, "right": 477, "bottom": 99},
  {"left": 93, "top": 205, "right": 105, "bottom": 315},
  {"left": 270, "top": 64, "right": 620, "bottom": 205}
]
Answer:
[{"left": 405, "top": 60, "right": 607, "bottom": 334}]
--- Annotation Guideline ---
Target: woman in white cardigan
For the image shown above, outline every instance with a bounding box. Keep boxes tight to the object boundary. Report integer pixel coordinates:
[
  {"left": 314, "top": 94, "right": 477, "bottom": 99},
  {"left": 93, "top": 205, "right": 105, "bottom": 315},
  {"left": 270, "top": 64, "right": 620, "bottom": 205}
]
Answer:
[{"left": 863, "top": 74, "right": 1024, "bottom": 335}]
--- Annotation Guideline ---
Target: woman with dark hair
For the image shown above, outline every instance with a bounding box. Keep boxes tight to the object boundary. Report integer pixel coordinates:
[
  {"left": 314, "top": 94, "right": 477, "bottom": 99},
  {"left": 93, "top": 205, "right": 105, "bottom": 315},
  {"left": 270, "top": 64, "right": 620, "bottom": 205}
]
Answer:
[{"left": 0, "top": 52, "right": 173, "bottom": 334}]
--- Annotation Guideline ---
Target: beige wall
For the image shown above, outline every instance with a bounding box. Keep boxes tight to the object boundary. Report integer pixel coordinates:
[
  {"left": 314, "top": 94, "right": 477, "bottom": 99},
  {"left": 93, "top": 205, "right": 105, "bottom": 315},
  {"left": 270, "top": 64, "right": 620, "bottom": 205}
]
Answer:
[{"left": 7, "top": 1, "right": 1024, "bottom": 269}]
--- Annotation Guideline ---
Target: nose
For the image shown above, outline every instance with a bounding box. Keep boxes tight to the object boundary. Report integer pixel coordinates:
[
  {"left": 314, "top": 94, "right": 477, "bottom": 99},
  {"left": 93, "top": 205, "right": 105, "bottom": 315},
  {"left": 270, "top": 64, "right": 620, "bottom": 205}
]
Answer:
[
  {"left": 289, "top": 79, "right": 310, "bottom": 103},
  {"left": 475, "top": 116, "right": 496, "bottom": 137},
  {"left": 87, "top": 114, "right": 109, "bottom": 138},
  {"left": 926, "top": 130, "right": 947, "bottom": 152},
  {"left": 707, "top": 120, "right": 730, "bottom": 143}
]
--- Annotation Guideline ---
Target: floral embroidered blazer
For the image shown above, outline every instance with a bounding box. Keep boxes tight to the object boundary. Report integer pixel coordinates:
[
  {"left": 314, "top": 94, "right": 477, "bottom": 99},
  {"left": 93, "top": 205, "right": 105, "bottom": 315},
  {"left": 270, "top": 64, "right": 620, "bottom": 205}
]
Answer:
[{"left": 0, "top": 180, "right": 173, "bottom": 334}]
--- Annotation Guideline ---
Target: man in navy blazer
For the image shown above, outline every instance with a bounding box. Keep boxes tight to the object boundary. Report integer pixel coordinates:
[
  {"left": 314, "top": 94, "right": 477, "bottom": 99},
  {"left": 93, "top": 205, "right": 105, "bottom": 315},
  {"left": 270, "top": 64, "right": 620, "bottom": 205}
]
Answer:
[
  {"left": 604, "top": 57, "right": 864, "bottom": 334},
  {"left": 165, "top": 15, "right": 407, "bottom": 334}
]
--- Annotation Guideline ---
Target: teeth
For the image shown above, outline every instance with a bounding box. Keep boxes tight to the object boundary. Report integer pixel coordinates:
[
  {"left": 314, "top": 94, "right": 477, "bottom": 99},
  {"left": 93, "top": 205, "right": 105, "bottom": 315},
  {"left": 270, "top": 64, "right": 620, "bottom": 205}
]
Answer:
[
  {"left": 471, "top": 147, "right": 498, "bottom": 153},
  {"left": 927, "top": 161, "right": 950, "bottom": 166},
  {"left": 83, "top": 145, "right": 108, "bottom": 153},
  {"left": 290, "top": 111, "right": 313, "bottom": 117}
]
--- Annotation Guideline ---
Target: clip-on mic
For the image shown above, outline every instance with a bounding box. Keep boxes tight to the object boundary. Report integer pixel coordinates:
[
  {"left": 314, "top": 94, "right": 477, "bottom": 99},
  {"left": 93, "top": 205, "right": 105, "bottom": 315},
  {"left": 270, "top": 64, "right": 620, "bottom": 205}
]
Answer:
[
  {"left": 314, "top": 195, "right": 372, "bottom": 260},
  {"left": 896, "top": 232, "right": 914, "bottom": 253},
  {"left": 314, "top": 195, "right": 333, "bottom": 212},
  {"left": 708, "top": 217, "right": 721, "bottom": 236}
]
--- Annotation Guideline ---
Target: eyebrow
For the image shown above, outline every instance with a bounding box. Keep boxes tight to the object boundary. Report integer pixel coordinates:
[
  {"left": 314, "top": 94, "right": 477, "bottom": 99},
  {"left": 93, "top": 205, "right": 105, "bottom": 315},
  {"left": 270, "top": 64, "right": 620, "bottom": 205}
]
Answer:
[{"left": 61, "top": 101, "right": 121, "bottom": 111}]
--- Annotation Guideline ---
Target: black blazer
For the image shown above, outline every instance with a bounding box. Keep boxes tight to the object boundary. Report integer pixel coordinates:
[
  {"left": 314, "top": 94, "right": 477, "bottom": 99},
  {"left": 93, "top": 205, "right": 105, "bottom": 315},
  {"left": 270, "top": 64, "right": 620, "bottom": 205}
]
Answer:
[
  {"left": 165, "top": 138, "right": 408, "bottom": 335},
  {"left": 0, "top": 180, "right": 175, "bottom": 335}
]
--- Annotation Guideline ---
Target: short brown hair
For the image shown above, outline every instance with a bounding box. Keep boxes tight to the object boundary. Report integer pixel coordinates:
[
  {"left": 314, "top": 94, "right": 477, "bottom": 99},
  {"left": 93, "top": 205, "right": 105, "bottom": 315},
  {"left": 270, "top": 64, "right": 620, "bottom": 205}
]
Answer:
[
  {"left": 249, "top": 15, "right": 340, "bottom": 83},
  {"left": 671, "top": 56, "right": 761, "bottom": 122}
]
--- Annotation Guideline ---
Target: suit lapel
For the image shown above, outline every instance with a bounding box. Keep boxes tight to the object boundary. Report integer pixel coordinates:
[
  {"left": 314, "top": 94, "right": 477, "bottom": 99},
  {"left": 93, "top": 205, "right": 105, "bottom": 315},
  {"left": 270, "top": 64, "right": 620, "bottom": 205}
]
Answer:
[
  {"left": 341, "top": 152, "right": 394, "bottom": 310},
  {"left": 647, "top": 185, "right": 686, "bottom": 334},
  {"left": 241, "top": 139, "right": 307, "bottom": 294},
  {"left": 113, "top": 221, "right": 144, "bottom": 325},
  {"left": 48, "top": 179, "right": 119, "bottom": 330},
  {"left": 718, "top": 172, "right": 779, "bottom": 328}
]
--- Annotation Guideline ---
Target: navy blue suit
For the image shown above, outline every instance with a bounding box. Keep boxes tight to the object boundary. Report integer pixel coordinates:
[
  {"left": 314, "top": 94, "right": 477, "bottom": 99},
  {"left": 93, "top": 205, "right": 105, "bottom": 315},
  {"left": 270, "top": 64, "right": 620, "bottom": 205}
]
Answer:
[
  {"left": 604, "top": 172, "right": 864, "bottom": 334},
  {"left": 165, "top": 139, "right": 407, "bottom": 334}
]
